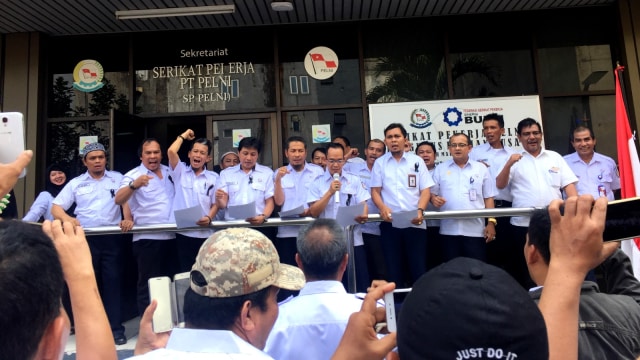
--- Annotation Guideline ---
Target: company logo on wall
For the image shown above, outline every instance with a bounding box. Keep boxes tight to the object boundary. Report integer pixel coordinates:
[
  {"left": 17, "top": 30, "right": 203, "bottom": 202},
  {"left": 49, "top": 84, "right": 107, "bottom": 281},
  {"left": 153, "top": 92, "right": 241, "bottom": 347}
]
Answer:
[
  {"left": 304, "top": 46, "right": 339, "bottom": 80},
  {"left": 443, "top": 107, "right": 463, "bottom": 127},
  {"left": 72, "top": 60, "right": 105, "bottom": 92},
  {"left": 410, "top": 108, "right": 432, "bottom": 129}
]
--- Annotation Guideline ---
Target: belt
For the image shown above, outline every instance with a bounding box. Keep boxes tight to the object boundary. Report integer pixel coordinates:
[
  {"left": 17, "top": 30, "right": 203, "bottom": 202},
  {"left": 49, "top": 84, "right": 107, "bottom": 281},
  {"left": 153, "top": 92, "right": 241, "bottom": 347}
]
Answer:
[{"left": 494, "top": 199, "right": 512, "bottom": 208}]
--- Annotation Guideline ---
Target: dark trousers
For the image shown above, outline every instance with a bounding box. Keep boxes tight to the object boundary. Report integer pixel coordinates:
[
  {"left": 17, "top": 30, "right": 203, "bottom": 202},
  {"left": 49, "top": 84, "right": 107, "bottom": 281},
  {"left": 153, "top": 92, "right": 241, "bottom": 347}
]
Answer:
[
  {"left": 486, "top": 200, "right": 513, "bottom": 270},
  {"left": 380, "top": 222, "right": 427, "bottom": 287},
  {"left": 426, "top": 226, "right": 444, "bottom": 271},
  {"left": 363, "top": 232, "right": 387, "bottom": 281},
  {"left": 175, "top": 233, "right": 207, "bottom": 273},
  {"left": 273, "top": 236, "right": 298, "bottom": 267},
  {"left": 440, "top": 235, "right": 486, "bottom": 262},
  {"left": 509, "top": 226, "right": 536, "bottom": 289},
  {"left": 132, "top": 239, "right": 178, "bottom": 315},
  {"left": 87, "top": 234, "right": 126, "bottom": 334},
  {"left": 341, "top": 245, "right": 370, "bottom": 293}
]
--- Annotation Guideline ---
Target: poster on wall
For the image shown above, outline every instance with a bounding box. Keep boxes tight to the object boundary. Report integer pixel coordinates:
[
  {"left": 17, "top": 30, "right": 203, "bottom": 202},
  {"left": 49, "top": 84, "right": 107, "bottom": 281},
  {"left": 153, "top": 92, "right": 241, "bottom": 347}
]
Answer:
[
  {"left": 312, "top": 124, "right": 331, "bottom": 143},
  {"left": 232, "top": 129, "right": 251, "bottom": 147},
  {"left": 78, "top": 136, "right": 98, "bottom": 155},
  {"left": 368, "top": 95, "right": 543, "bottom": 164}
]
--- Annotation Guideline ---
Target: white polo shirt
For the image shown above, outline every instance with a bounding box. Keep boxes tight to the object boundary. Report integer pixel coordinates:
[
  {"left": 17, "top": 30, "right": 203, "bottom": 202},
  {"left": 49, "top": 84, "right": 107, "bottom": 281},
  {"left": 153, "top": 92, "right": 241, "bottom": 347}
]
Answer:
[
  {"left": 469, "top": 142, "right": 515, "bottom": 201},
  {"left": 431, "top": 159, "right": 497, "bottom": 237},
  {"left": 275, "top": 162, "right": 324, "bottom": 238},
  {"left": 120, "top": 163, "right": 176, "bottom": 241},
  {"left": 53, "top": 170, "right": 123, "bottom": 227},
  {"left": 563, "top": 152, "right": 620, "bottom": 201},
  {"left": 349, "top": 162, "right": 381, "bottom": 236},
  {"left": 502, "top": 149, "right": 578, "bottom": 227},
  {"left": 370, "top": 151, "right": 434, "bottom": 230},
  {"left": 171, "top": 161, "right": 219, "bottom": 239},
  {"left": 216, "top": 163, "right": 275, "bottom": 220}
]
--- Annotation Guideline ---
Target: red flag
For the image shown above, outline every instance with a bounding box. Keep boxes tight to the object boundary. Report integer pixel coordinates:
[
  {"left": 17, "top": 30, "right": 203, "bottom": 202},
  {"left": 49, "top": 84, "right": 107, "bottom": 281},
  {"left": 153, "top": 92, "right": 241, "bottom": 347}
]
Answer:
[
  {"left": 310, "top": 53, "right": 325, "bottom": 61},
  {"left": 615, "top": 65, "right": 640, "bottom": 270},
  {"left": 325, "top": 60, "right": 337, "bottom": 68}
]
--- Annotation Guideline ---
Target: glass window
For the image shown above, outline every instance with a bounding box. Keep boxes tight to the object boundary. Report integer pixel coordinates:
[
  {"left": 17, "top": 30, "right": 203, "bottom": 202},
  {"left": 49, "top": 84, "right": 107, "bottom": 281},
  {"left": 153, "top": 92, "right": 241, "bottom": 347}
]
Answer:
[
  {"left": 133, "top": 28, "right": 275, "bottom": 115},
  {"left": 541, "top": 95, "right": 616, "bottom": 158},
  {"left": 448, "top": 14, "right": 535, "bottom": 98},
  {"left": 281, "top": 109, "right": 364, "bottom": 163},
  {"left": 536, "top": 7, "right": 616, "bottom": 94},
  {"left": 363, "top": 19, "right": 446, "bottom": 103},
  {"left": 47, "top": 35, "right": 130, "bottom": 118},
  {"left": 279, "top": 24, "right": 361, "bottom": 107},
  {"left": 47, "top": 120, "right": 110, "bottom": 177}
]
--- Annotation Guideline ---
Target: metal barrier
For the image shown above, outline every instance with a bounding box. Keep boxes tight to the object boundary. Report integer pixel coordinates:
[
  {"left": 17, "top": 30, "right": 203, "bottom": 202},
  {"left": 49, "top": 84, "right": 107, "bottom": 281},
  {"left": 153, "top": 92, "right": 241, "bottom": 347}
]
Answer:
[{"left": 82, "top": 207, "right": 541, "bottom": 293}]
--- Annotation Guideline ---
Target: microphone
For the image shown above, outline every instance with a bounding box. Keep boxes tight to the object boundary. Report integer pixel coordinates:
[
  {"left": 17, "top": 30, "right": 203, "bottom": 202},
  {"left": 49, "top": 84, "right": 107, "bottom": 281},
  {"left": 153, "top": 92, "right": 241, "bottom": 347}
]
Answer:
[{"left": 333, "top": 173, "right": 340, "bottom": 203}]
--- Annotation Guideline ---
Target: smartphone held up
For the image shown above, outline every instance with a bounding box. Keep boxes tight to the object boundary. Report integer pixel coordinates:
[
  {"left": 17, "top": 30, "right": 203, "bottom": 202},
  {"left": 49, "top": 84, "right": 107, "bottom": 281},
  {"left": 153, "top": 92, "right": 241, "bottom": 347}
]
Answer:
[{"left": 0, "top": 112, "right": 26, "bottom": 178}]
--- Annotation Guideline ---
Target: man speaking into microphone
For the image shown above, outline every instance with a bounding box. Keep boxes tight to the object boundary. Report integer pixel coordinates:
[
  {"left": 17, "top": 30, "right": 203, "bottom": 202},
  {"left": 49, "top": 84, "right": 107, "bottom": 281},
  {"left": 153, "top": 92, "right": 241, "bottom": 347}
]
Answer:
[{"left": 308, "top": 143, "right": 369, "bottom": 221}]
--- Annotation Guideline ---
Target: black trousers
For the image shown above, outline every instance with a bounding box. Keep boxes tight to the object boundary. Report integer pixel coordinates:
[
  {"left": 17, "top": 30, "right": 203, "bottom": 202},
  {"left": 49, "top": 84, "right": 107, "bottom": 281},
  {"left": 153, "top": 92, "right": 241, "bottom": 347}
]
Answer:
[{"left": 132, "top": 239, "right": 178, "bottom": 315}]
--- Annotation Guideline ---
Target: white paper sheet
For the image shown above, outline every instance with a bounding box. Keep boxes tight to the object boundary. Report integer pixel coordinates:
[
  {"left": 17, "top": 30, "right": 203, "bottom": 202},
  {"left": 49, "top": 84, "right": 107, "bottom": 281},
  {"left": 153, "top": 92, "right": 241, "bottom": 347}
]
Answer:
[
  {"left": 228, "top": 201, "right": 257, "bottom": 220},
  {"left": 174, "top": 205, "right": 204, "bottom": 229}
]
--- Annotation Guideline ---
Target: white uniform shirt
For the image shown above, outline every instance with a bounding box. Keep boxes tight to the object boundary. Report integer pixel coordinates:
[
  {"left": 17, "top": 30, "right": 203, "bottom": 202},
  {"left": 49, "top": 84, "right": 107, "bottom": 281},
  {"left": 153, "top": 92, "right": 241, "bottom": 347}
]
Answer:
[
  {"left": 23, "top": 191, "right": 55, "bottom": 222},
  {"left": 120, "top": 164, "right": 176, "bottom": 241},
  {"left": 502, "top": 149, "right": 578, "bottom": 227},
  {"left": 426, "top": 167, "right": 440, "bottom": 227},
  {"left": 264, "top": 281, "right": 364, "bottom": 360},
  {"left": 342, "top": 156, "right": 365, "bottom": 173},
  {"left": 563, "top": 152, "right": 620, "bottom": 201},
  {"left": 171, "top": 162, "right": 219, "bottom": 239},
  {"left": 126, "top": 328, "right": 274, "bottom": 360},
  {"left": 53, "top": 170, "right": 123, "bottom": 227},
  {"left": 349, "top": 162, "right": 381, "bottom": 236},
  {"left": 431, "top": 159, "right": 497, "bottom": 237},
  {"left": 370, "top": 151, "right": 434, "bottom": 230},
  {"left": 469, "top": 142, "right": 515, "bottom": 201},
  {"left": 275, "top": 162, "right": 324, "bottom": 238},
  {"left": 307, "top": 170, "right": 371, "bottom": 246},
  {"left": 216, "top": 164, "right": 275, "bottom": 220}
]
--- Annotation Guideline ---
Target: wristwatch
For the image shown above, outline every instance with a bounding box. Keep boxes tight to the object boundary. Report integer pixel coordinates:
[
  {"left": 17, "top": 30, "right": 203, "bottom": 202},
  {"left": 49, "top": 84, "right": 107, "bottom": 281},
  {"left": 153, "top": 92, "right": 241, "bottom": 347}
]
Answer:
[{"left": 128, "top": 181, "right": 137, "bottom": 190}]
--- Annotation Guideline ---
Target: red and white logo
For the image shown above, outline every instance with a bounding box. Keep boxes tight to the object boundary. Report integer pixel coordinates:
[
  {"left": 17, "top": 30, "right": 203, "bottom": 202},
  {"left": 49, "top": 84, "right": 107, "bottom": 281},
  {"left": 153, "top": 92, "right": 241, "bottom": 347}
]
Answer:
[{"left": 304, "top": 46, "right": 339, "bottom": 80}]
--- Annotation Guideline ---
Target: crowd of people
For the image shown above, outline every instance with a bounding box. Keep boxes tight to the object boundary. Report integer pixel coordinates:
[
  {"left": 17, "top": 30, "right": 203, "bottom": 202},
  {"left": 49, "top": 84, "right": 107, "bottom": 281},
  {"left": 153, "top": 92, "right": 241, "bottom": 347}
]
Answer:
[{"left": 1, "top": 113, "right": 639, "bottom": 359}]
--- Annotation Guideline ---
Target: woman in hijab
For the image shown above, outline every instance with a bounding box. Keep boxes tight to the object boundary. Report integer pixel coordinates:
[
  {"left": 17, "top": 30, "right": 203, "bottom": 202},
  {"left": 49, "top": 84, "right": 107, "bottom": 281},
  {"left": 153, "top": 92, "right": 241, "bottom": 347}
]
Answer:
[{"left": 22, "top": 164, "right": 70, "bottom": 222}]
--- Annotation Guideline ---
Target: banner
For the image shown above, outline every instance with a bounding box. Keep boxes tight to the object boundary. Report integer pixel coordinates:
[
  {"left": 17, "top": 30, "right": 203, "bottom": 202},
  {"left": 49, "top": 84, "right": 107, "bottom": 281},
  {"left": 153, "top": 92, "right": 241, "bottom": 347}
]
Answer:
[
  {"left": 615, "top": 65, "right": 640, "bottom": 278},
  {"left": 369, "top": 95, "right": 542, "bottom": 163}
]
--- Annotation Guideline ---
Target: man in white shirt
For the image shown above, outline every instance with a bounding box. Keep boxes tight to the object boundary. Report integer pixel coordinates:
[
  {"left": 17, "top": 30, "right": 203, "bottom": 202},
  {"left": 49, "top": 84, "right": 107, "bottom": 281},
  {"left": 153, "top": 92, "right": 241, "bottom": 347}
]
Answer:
[
  {"left": 51, "top": 142, "right": 133, "bottom": 344},
  {"left": 563, "top": 126, "right": 620, "bottom": 201},
  {"left": 273, "top": 136, "right": 323, "bottom": 268},
  {"left": 431, "top": 133, "right": 497, "bottom": 262},
  {"left": 265, "top": 218, "right": 364, "bottom": 360},
  {"left": 168, "top": 129, "right": 219, "bottom": 273},
  {"left": 496, "top": 118, "right": 578, "bottom": 288},
  {"left": 115, "top": 138, "right": 177, "bottom": 315},
  {"left": 371, "top": 123, "right": 432, "bottom": 287},
  {"left": 129, "top": 227, "right": 305, "bottom": 360}
]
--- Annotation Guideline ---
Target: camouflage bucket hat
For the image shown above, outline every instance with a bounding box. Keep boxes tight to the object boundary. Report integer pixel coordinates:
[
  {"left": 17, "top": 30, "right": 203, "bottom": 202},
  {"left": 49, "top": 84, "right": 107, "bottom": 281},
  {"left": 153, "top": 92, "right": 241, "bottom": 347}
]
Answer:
[{"left": 190, "top": 227, "right": 305, "bottom": 298}]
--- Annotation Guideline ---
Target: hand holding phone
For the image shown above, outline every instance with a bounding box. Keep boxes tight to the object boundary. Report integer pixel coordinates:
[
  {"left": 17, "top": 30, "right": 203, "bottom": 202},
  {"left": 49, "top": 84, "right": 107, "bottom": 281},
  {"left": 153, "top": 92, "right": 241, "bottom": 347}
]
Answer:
[
  {"left": 0, "top": 112, "right": 27, "bottom": 178},
  {"left": 148, "top": 276, "right": 175, "bottom": 333},
  {"left": 384, "top": 288, "right": 411, "bottom": 333}
]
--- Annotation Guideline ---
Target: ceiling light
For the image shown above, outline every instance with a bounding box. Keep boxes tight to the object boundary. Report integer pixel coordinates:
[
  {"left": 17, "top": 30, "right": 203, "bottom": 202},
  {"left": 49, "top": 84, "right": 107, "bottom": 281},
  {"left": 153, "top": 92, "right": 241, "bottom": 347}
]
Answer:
[
  {"left": 116, "top": 5, "right": 235, "bottom": 20},
  {"left": 271, "top": 2, "right": 294, "bottom": 11}
]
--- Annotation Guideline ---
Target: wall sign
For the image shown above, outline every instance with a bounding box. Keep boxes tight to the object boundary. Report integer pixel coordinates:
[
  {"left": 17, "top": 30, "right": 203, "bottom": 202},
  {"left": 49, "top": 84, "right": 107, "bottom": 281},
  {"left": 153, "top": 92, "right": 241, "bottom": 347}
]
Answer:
[
  {"left": 304, "top": 46, "right": 339, "bottom": 80},
  {"left": 73, "top": 60, "right": 105, "bottom": 92}
]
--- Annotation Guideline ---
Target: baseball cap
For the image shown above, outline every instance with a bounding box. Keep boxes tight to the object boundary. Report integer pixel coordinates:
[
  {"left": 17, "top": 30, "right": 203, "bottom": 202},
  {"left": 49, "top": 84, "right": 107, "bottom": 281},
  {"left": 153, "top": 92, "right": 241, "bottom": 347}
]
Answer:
[
  {"left": 82, "top": 142, "right": 105, "bottom": 158},
  {"left": 190, "top": 227, "right": 305, "bottom": 298},
  {"left": 397, "top": 257, "right": 548, "bottom": 360}
]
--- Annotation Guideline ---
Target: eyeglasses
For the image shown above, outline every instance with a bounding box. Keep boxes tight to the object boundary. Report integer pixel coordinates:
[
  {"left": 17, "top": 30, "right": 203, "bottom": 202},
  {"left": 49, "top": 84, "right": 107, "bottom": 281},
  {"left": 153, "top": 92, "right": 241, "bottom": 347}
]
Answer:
[
  {"left": 448, "top": 143, "right": 469, "bottom": 148},
  {"left": 327, "top": 159, "right": 345, "bottom": 164}
]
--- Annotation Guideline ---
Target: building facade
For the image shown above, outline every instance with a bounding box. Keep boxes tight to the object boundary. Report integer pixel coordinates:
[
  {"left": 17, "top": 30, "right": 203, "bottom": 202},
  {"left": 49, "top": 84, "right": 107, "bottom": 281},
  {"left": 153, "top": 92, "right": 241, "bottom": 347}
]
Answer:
[{"left": 2, "top": 0, "right": 640, "bottom": 215}]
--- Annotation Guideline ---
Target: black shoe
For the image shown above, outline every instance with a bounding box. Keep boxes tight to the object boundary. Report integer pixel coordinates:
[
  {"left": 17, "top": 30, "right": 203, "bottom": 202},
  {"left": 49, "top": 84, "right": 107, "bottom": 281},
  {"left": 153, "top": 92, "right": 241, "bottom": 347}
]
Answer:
[{"left": 114, "top": 333, "right": 127, "bottom": 345}]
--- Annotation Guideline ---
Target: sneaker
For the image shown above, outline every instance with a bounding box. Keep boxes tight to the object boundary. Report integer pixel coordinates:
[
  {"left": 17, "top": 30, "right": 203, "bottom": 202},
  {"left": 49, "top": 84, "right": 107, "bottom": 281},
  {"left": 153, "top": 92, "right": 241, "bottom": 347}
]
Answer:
[{"left": 114, "top": 332, "right": 127, "bottom": 345}]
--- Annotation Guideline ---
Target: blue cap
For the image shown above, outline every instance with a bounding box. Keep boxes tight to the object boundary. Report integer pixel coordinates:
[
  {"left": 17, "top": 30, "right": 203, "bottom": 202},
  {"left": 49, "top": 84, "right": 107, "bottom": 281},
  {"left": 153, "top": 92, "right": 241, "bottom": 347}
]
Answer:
[{"left": 82, "top": 142, "right": 105, "bottom": 157}]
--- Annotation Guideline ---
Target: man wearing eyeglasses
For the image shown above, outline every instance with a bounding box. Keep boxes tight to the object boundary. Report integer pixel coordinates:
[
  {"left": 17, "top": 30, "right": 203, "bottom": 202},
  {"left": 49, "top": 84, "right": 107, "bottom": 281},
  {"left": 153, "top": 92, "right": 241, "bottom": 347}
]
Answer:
[
  {"left": 496, "top": 117, "right": 578, "bottom": 288},
  {"left": 430, "top": 133, "right": 497, "bottom": 262}
]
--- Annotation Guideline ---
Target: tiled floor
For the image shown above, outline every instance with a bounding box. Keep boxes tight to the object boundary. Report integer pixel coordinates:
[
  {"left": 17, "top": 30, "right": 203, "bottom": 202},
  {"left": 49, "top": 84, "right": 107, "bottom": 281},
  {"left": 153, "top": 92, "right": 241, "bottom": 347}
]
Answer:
[{"left": 63, "top": 316, "right": 140, "bottom": 360}]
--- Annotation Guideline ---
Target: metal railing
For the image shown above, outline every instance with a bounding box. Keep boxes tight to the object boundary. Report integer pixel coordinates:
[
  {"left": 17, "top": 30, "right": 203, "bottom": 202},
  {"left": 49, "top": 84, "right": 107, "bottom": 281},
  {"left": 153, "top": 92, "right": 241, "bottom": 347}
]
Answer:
[{"left": 82, "top": 207, "right": 541, "bottom": 293}]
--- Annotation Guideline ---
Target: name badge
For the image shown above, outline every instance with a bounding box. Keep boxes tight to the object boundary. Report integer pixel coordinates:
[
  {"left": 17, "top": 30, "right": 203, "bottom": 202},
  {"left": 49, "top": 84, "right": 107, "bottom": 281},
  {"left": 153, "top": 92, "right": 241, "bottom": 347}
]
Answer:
[
  {"left": 408, "top": 174, "right": 416, "bottom": 188},
  {"left": 469, "top": 189, "right": 477, "bottom": 201}
]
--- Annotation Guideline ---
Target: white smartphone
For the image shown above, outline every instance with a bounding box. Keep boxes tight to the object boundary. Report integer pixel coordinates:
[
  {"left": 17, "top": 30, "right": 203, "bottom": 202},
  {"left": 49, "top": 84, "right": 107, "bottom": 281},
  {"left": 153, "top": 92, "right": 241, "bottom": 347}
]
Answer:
[
  {"left": 0, "top": 112, "right": 26, "bottom": 178},
  {"left": 148, "top": 276, "right": 175, "bottom": 333},
  {"left": 384, "top": 287, "right": 411, "bottom": 333},
  {"left": 173, "top": 272, "right": 191, "bottom": 328}
]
